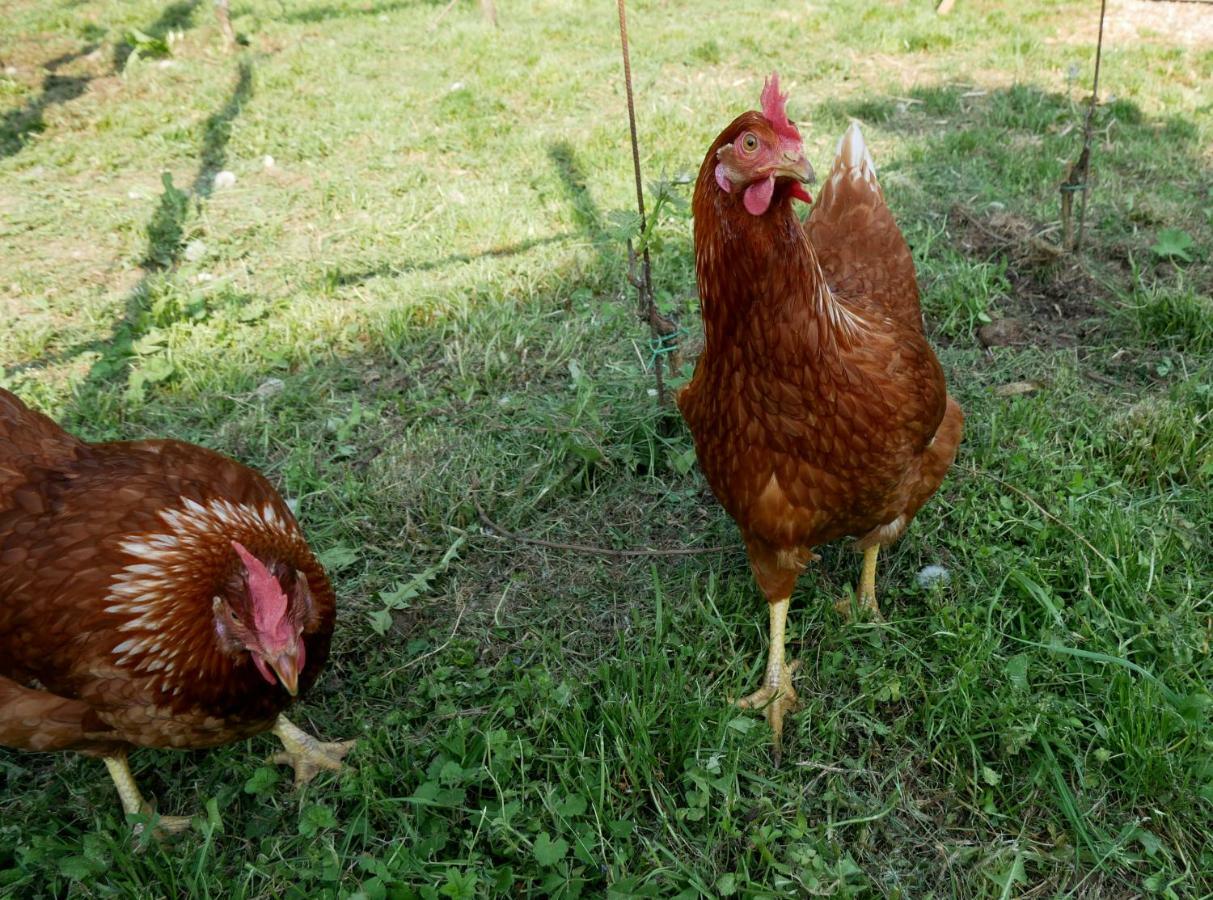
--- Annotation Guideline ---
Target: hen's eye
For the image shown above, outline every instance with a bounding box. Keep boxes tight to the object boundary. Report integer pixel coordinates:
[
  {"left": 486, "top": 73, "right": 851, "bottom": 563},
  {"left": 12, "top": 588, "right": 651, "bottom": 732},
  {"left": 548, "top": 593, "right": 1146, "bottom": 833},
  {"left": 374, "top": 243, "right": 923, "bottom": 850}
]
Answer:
[{"left": 741, "top": 133, "right": 758, "bottom": 153}]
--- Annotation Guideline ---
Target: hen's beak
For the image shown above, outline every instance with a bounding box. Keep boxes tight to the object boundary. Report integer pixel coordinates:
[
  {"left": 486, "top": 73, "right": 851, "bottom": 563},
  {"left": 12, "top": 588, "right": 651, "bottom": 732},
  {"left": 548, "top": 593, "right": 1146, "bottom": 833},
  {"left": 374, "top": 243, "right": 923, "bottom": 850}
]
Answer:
[
  {"left": 773, "top": 151, "right": 815, "bottom": 185},
  {"left": 267, "top": 647, "right": 302, "bottom": 696},
  {"left": 772, "top": 152, "right": 815, "bottom": 204}
]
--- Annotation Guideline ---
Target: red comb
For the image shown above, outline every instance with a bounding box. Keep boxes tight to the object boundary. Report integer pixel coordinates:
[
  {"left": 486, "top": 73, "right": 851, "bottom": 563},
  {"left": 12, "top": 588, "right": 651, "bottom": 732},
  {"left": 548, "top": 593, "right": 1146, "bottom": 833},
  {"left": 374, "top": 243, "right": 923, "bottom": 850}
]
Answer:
[
  {"left": 231, "top": 540, "right": 292, "bottom": 650},
  {"left": 761, "top": 72, "right": 801, "bottom": 142}
]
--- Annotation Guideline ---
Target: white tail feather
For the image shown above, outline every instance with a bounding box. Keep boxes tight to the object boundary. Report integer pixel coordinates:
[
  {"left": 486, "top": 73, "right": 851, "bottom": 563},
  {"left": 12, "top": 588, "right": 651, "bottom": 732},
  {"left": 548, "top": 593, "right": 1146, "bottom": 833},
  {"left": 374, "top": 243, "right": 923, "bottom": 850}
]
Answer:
[{"left": 832, "top": 121, "right": 878, "bottom": 185}]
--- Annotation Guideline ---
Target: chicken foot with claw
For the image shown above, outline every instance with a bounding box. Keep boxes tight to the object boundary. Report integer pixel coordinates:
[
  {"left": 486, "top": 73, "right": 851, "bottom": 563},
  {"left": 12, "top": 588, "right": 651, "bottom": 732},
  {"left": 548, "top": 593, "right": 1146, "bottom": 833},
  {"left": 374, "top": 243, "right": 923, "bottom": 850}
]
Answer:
[
  {"left": 102, "top": 753, "right": 192, "bottom": 837},
  {"left": 269, "top": 714, "right": 355, "bottom": 787},
  {"left": 735, "top": 596, "right": 801, "bottom": 765}
]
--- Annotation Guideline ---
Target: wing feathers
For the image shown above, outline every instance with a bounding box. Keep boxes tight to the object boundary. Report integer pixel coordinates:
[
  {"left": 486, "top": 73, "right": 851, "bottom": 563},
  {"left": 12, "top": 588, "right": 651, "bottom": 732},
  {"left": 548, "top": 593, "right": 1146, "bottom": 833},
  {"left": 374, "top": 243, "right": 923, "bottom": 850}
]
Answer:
[{"left": 0, "top": 674, "right": 118, "bottom": 752}]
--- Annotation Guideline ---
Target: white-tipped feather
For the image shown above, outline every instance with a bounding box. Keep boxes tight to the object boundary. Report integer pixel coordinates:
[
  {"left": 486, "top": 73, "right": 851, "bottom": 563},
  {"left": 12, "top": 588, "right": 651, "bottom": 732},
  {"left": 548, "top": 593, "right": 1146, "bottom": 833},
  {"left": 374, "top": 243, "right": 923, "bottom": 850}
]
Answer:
[
  {"left": 105, "top": 496, "right": 303, "bottom": 688},
  {"left": 831, "top": 121, "right": 878, "bottom": 187},
  {"left": 807, "top": 121, "right": 880, "bottom": 344}
]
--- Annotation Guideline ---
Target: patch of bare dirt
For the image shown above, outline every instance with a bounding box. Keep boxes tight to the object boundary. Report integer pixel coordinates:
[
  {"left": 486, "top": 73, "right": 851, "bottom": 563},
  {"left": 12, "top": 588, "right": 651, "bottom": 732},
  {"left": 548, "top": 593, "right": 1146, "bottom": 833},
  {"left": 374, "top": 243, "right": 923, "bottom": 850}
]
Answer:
[
  {"left": 1061, "top": 0, "right": 1213, "bottom": 50},
  {"left": 950, "top": 205, "right": 1110, "bottom": 349}
]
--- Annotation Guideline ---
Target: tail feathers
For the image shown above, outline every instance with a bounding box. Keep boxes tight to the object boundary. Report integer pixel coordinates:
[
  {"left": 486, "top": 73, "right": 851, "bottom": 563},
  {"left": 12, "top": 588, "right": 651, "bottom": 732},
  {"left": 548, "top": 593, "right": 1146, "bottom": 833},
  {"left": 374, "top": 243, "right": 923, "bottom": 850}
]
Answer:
[
  {"left": 809, "top": 121, "right": 885, "bottom": 227},
  {"left": 0, "top": 389, "right": 83, "bottom": 500},
  {"left": 831, "top": 121, "right": 879, "bottom": 189},
  {"left": 807, "top": 121, "right": 921, "bottom": 327}
]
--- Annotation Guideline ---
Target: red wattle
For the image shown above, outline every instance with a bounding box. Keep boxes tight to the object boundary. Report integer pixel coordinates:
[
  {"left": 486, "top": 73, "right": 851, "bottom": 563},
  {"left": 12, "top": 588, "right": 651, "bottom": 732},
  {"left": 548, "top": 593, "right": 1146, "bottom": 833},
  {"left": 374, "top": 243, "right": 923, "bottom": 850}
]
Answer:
[
  {"left": 790, "top": 183, "right": 813, "bottom": 204},
  {"left": 252, "top": 654, "right": 276, "bottom": 685}
]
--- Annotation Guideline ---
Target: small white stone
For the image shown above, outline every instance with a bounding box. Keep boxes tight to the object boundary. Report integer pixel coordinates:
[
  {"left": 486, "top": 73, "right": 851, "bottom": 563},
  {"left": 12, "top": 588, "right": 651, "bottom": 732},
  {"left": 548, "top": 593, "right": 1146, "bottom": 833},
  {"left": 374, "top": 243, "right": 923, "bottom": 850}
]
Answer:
[
  {"left": 128, "top": 190, "right": 143, "bottom": 200},
  {"left": 213, "top": 170, "right": 236, "bottom": 190},
  {"left": 448, "top": 81, "right": 465, "bottom": 92},
  {"left": 262, "top": 155, "right": 275, "bottom": 169},
  {"left": 196, "top": 272, "right": 213, "bottom": 283},
  {"left": 647, "top": 388, "right": 658, "bottom": 397},
  {"left": 184, "top": 239, "right": 206, "bottom": 262},
  {"left": 916, "top": 565, "right": 951, "bottom": 589},
  {"left": 3, "top": 66, "right": 17, "bottom": 76},
  {"left": 157, "top": 59, "right": 176, "bottom": 69}
]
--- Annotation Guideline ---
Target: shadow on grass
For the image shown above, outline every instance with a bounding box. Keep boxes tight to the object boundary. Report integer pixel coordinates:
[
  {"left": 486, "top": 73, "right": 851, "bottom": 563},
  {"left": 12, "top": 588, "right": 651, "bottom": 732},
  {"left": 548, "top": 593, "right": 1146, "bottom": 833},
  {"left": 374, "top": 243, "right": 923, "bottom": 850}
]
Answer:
[
  {"left": 0, "top": 44, "right": 100, "bottom": 159},
  {"left": 308, "top": 142, "right": 613, "bottom": 288},
  {"left": 92, "top": 58, "right": 254, "bottom": 387},
  {"left": 192, "top": 60, "right": 253, "bottom": 197},
  {"left": 140, "top": 58, "right": 253, "bottom": 271},
  {"left": 547, "top": 141, "right": 609, "bottom": 247},
  {"left": 324, "top": 233, "right": 574, "bottom": 288},
  {"left": 0, "top": 1, "right": 207, "bottom": 160},
  {"left": 10, "top": 59, "right": 257, "bottom": 393}
]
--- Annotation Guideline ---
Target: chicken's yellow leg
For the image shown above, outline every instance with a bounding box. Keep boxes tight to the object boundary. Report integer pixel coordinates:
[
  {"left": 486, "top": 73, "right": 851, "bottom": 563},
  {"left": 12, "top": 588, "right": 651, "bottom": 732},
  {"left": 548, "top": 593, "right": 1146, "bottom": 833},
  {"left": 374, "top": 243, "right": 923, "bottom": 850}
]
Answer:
[
  {"left": 736, "top": 597, "right": 800, "bottom": 765},
  {"left": 836, "top": 545, "right": 884, "bottom": 622},
  {"left": 102, "top": 753, "right": 192, "bottom": 836},
  {"left": 269, "top": 714, "right": 356, "bottom": 788},
  {"left": 859, "top": 545, "right": 880, "bottom": 617}
]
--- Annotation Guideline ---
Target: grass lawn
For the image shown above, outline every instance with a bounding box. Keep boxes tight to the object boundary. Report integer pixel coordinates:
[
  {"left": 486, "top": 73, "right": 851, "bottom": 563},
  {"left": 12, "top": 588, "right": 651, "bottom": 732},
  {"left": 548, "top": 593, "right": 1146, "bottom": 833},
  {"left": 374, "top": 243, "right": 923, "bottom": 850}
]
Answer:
[{"left": 2, "top": 0, "right": 1211, "bottom": 895}]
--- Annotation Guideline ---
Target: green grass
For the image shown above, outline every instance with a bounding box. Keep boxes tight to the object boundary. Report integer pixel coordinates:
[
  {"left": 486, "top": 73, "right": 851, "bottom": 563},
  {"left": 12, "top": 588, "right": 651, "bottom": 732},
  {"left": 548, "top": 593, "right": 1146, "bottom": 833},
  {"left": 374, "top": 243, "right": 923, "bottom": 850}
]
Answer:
[{"left": 2, "top": 0, "right": 1211, "bottom": 896}]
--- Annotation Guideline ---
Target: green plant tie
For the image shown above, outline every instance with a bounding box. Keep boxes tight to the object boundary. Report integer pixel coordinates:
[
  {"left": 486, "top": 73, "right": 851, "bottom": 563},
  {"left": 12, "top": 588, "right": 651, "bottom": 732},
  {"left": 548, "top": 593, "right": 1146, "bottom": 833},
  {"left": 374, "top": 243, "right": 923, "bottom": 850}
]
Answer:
[{"left": 648, "top": 326, "right": 687, "bottom": 369}]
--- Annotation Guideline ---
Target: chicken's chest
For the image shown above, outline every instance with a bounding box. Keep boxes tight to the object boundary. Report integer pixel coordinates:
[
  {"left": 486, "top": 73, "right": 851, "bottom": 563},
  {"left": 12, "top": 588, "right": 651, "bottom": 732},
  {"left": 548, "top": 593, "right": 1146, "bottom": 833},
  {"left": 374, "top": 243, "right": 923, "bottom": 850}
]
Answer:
[
  {"left": 681, "top": 317, "right": 911, "bottom": 526},
  {"left": 684, "top": 321, "right": 871, "bottom": 452}
]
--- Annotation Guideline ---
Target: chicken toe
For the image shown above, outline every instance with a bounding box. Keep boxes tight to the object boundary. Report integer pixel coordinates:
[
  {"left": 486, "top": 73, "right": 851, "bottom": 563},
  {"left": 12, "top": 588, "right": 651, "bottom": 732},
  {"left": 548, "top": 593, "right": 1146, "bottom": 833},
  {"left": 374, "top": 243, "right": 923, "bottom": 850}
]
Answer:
[
  {"left": 734, "top": 597, "right": 801, "bottom": 765},
  {"left": 737, "top": 658, "right": 801, "bottom": 766},
  {"left": 269, "top": 714, "right": 355, "bottom": 787},
  {"left": 102, "top": 754, "right": 193, "bottom": 839}
]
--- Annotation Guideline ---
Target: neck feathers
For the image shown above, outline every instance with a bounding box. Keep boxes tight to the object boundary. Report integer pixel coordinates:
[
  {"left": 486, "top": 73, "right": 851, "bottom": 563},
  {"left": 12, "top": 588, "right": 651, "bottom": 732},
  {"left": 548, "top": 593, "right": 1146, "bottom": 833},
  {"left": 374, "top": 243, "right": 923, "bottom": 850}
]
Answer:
[{"left": 691, "top": 168, "right": 864, "bottom": 352}]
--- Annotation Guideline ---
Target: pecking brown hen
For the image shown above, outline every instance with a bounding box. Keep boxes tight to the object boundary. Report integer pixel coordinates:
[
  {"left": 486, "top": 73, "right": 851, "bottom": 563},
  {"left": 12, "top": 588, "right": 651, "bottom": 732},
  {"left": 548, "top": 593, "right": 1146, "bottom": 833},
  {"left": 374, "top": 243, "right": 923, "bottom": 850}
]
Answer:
[
  {"left": 678, "top": 74, "right": 963, "bottom": 761},
  {"left": 0, "top": 389, "right": 353, "bottom": 833}
]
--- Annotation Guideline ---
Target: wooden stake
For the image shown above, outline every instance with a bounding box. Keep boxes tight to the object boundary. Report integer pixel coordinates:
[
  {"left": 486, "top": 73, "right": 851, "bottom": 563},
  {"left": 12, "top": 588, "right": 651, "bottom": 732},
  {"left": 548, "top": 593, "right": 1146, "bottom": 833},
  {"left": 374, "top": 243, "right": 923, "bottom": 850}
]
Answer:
[
  {"left": 616, "top": 0, "right": 669, "bottom": 407},
  {"left": 1061, "top": 0, "right": 1108, "bottom": 252}
]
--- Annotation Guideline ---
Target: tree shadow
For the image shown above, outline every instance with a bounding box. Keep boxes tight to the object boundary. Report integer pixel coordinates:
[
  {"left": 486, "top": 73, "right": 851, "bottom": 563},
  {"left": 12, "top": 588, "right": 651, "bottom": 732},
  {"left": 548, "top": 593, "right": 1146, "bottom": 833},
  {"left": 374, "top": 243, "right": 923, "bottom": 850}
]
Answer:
[
  {"left": 45, "top": 59, "right": 256, "bottom": 395},
  {"left": 0, "top": 1, "right": 207, "bottom": 160},
  {"left": 140, "top": 58, "right": 253, "bottom": 270},
  {"left": 192, "top": 58, "right": 253, "bottom": 196},
  {"left": 547, "top": 141, "right": 610, "bottom": 250},
  {"left": 0, "top": 44, "right": 100, "bottom": 159},
  {"left": 310, "top": 143, "right": 610, "bottom": 288},
  {"left": 323, "top": 233, "right": 574, "bottom": 288}
]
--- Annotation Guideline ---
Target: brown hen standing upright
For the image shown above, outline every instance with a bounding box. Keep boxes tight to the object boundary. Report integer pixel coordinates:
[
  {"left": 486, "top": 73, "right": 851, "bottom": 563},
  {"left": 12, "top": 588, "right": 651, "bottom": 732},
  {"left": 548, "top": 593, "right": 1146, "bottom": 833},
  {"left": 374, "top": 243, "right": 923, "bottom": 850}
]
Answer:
[
  {"left": 678, "top": 75, "right": 963, "bottom": 762},
  {"left": 0, "top": 389, "right": 354, "bottom": 833}
]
